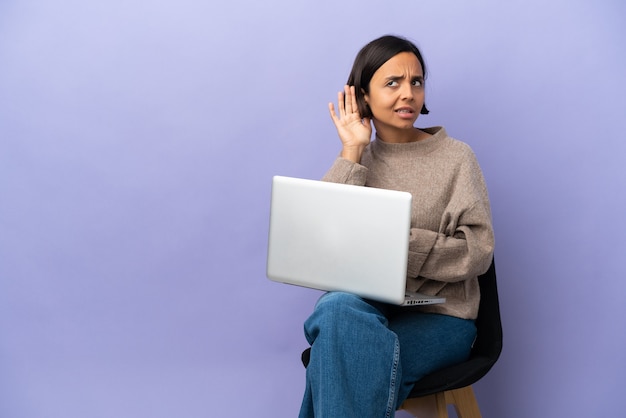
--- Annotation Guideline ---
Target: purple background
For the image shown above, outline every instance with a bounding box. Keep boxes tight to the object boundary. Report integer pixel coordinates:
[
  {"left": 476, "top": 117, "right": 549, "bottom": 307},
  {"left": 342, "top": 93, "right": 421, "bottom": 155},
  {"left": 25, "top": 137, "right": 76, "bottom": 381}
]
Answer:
[{"left": 1, "top": 1, "right": 625, "bottom": 417}]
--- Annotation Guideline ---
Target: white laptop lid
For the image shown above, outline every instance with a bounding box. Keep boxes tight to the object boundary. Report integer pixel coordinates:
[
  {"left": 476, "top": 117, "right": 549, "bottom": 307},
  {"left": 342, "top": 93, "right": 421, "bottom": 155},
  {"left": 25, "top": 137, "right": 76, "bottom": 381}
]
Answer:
[{"left": 266, "top": 175, "right": 413, "bottom": 305}]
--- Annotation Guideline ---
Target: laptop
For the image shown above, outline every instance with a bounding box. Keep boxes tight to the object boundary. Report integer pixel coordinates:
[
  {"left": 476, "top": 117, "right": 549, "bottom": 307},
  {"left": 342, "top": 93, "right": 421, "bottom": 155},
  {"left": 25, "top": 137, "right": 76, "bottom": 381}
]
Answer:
[{"left": 266, "top": 176, "right": 445, "bottom": 306}]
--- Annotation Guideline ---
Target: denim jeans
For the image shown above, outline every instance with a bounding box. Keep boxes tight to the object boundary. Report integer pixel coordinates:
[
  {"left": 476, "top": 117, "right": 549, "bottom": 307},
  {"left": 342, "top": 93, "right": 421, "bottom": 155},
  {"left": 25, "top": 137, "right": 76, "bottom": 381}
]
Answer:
[{"left": 298, "top": 292, "right": 477, "bottom": 418}]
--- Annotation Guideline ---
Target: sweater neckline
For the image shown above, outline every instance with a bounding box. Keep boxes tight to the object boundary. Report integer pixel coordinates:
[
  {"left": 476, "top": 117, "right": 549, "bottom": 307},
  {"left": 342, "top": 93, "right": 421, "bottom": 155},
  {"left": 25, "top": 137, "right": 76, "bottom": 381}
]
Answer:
[{"left": 372, "top": 126, "right": 447, "bottom": 156}]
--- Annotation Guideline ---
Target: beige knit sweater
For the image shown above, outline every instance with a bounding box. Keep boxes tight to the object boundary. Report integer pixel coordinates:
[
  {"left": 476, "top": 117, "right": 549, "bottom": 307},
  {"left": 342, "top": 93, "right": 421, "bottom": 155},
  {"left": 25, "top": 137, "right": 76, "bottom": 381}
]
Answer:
[{"left": 322, "top": 126, "right": 494, "bottom": 319}]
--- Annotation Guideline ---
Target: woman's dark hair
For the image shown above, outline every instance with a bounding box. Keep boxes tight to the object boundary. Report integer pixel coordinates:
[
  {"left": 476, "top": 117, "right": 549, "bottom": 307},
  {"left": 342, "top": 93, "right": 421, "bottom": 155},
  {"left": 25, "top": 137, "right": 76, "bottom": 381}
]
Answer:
[{"left": 347, "top": 35, "right": 429, "bottom": 118}]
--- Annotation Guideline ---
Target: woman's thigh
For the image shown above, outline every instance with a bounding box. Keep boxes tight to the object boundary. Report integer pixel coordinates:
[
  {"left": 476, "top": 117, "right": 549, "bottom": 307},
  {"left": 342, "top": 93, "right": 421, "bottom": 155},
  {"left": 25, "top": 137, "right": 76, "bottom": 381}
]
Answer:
[{"left": 389, "top": 312, "right": 477, "bottom": 384}]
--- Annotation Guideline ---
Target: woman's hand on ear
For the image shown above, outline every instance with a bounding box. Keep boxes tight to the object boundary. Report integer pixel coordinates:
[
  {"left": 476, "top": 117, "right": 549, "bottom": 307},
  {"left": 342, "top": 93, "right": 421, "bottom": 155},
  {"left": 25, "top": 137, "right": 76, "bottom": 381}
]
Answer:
[{"left": 328, "top": 85, "right": 372, "bottom": 163}]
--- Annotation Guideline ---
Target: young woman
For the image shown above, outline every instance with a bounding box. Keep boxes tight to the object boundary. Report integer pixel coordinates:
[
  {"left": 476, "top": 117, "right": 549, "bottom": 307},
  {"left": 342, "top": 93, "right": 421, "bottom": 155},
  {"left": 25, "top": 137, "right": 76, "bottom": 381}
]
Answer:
[{"left": 298, "top": 35, "right": 495, "bottom": 418}]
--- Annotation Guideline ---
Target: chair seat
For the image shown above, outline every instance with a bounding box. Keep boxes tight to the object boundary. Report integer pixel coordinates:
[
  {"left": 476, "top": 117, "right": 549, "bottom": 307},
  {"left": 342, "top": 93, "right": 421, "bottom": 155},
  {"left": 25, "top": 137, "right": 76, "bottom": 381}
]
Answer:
[{"left": 301, "top": 343, "right": 495, "bottom": 399}]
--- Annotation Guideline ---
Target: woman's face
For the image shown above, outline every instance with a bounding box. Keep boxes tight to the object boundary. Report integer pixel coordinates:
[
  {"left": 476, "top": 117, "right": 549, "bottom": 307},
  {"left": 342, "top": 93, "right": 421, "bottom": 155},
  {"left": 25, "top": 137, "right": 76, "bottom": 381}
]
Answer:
[{"left": 364, "top": 52, "right": 425, "bottom": 134}]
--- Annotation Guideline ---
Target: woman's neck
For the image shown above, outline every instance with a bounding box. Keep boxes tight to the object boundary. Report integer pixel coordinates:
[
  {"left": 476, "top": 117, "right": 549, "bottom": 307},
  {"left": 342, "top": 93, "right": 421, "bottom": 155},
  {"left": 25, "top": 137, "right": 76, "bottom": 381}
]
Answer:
[{"left": 374, "top": 125, "right": 430, "bottom": 144}]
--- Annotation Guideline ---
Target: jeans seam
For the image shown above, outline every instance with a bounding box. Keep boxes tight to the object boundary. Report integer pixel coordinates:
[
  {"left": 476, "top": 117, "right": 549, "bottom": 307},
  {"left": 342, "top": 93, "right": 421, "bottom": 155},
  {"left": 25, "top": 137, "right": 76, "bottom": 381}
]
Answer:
[{"left": 385, "top": 338, "right": 400, "bottom": 418}]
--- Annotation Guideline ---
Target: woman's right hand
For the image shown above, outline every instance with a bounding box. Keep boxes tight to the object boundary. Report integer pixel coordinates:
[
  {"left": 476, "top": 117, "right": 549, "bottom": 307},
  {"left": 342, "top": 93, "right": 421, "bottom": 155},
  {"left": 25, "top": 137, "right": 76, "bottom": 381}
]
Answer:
[{"left": 328, "top": 85, "right": 372, "bottom": 163}]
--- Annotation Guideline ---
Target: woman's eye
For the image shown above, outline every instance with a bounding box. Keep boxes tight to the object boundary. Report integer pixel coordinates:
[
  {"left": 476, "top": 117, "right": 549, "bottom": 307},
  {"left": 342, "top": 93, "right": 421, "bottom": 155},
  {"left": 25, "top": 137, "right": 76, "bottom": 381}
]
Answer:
[
  {"left": 412, "top": 79, "right": 423, "bottom": 87},
  {"left": 386, "top": 80, "right": 398, "bottom": 87}
]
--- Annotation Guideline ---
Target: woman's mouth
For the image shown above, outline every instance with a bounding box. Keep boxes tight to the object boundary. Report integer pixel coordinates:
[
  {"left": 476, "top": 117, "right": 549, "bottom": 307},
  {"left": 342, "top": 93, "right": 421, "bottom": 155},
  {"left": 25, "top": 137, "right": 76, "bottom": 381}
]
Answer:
[{"left": 395, "top": 107, "right": 415, "bottom": 118}]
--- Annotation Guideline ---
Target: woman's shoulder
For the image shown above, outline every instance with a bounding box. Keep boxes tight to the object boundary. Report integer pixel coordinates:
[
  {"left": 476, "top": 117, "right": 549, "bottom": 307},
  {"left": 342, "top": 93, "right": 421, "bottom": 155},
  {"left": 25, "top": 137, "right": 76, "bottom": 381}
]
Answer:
[{"left": 425, "top": 126, "right": 476, "bottom": 158}]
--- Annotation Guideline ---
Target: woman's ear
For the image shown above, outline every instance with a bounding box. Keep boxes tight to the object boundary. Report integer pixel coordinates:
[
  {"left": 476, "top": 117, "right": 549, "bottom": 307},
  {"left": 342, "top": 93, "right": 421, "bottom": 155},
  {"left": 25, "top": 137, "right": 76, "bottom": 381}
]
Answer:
[{"left": 358, "top": 88, "right": 372, "bottom": 119}]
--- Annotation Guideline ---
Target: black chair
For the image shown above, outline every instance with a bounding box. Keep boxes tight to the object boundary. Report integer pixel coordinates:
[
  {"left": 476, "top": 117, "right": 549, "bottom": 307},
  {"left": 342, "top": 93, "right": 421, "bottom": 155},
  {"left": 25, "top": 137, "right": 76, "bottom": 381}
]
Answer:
[{"left": 301, "top": 259, "right": 502, "bottom": 418}]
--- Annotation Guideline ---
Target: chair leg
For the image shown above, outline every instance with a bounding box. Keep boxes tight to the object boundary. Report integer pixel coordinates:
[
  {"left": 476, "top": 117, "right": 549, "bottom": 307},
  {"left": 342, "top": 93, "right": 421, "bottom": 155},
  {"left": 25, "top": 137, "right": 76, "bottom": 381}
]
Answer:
[
  {"left": 399, "top": 392, "right": 448, "bottom": 418},
  {"left": 399, "top": 385, "right": 481, "bottom": 418},
  {"left": 445, "top": 386, "right": 481, "bottom": 418}
]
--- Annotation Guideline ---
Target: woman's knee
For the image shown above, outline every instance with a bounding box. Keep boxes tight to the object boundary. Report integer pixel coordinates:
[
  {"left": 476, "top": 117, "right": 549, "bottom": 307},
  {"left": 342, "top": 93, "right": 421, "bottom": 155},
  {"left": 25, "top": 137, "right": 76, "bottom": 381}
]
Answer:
[
  {"left": 304, "top": 292, "right": 387, "bottom": 342},
  {"left": 314, "top": 292, "right": 387, "bottom": 321},
  {"left": 316, "top": 291, "right": 362, "bottom": 309}
]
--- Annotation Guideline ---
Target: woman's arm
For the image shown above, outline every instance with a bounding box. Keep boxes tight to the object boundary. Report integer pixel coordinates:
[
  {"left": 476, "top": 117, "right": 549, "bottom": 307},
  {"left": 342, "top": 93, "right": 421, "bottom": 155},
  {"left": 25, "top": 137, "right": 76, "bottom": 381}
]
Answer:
[
  {"left": 407, "top": 199, "right": 494, "bottom": 282},
  {"left": 407, "top": 153, "right": 495, "bottom": 282}
]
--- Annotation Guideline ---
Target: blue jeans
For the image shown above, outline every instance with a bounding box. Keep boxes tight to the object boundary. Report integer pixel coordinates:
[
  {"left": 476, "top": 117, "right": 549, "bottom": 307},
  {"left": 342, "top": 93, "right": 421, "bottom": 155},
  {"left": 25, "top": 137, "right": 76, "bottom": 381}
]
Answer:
[{"left": 298, "top": 292, "right": 477, "bottom": 418}]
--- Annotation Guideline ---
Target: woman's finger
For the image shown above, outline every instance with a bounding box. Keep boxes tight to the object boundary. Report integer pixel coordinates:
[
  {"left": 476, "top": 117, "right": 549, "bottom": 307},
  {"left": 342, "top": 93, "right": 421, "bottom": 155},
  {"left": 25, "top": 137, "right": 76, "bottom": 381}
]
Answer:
[
  {"left": 337, "top": 90, "right": 345, "bottom": 116},
  {"left": 349, "top": 86, "right": 359, "bottom": 115},
  {"left": 343, "top": 85, "right": 352, "bottom": 114},
  {"left": 328, "top": 102, "right": 338, "bottom": 123}
]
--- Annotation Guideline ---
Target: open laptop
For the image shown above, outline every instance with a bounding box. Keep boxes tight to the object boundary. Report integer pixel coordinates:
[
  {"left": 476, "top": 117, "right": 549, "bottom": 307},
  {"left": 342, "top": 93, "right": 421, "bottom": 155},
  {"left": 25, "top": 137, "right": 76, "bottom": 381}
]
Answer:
[{"left": 266, "top": 176, "right": 445, "bottom": 306}]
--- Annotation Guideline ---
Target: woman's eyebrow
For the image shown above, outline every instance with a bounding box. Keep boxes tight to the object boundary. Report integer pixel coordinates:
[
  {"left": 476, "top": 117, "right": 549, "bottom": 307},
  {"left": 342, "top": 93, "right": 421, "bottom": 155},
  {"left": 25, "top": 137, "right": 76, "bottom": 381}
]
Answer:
[{"left": 385, "top": 74, "right": 424, "bottom": 81}]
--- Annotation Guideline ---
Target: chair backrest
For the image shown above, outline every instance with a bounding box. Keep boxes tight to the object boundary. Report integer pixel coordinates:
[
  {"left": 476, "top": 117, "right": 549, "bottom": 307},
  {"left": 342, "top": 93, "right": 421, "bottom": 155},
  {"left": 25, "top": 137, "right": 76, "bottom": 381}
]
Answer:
[{"left": 472, "top": 259, "right": 503, "bottom": 362}]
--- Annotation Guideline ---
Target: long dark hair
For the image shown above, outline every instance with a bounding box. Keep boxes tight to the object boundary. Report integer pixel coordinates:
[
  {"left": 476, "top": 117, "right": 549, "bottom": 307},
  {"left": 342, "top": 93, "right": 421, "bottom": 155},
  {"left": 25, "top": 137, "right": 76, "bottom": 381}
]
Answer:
[{"left": 347, "top": 35, "right": 429, "bottom": 118}]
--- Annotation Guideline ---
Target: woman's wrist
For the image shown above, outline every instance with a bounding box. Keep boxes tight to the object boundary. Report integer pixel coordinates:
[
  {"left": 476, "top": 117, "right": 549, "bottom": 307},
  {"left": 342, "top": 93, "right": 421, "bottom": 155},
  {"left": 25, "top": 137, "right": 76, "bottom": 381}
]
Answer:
[{"left": 340, "top": 145, "right": 366, "bottom": 163}]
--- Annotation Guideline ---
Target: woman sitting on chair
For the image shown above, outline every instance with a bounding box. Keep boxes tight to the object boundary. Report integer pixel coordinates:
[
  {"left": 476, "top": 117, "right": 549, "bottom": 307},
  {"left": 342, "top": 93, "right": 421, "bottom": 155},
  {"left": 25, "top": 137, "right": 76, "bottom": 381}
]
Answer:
[{"left": 298, "top": 35, "right": 495, "bottom": 418}]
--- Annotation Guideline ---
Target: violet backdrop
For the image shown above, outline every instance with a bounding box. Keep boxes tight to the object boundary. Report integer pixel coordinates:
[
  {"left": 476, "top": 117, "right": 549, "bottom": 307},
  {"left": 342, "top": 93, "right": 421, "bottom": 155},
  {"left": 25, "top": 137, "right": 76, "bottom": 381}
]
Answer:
[{"left": 1, "top": 1, "right": 625, "bottom": 417}]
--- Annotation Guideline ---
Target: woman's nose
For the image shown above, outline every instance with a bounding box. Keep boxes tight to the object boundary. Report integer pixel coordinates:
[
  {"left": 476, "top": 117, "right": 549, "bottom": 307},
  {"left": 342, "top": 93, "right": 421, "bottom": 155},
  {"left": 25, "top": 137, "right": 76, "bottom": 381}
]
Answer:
[{"left": 400, "top": 82, "right": 414, "bottom": 100}]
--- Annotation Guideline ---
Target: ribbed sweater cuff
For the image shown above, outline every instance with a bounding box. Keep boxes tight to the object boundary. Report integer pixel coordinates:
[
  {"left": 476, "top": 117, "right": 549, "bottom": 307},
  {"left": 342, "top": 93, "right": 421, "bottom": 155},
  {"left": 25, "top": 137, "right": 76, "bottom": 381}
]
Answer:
[
  {"left": 407, "top": 229, "right": 438, "bottom": 278},
  {"left": 321, "top": 157, "right": 368, "bottom": 185}
]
